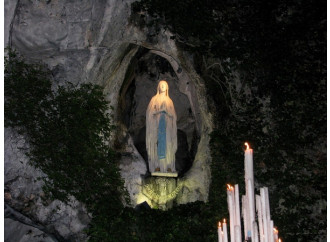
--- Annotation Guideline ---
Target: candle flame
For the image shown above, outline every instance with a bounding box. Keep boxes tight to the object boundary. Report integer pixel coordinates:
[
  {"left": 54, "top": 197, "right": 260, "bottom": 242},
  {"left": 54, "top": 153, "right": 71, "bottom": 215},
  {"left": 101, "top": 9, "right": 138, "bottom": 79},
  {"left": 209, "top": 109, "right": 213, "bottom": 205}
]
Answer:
[
  {"left": 223, "top": 219, "right": 226, "bottom": 223},
  {"left": 227, "top": 184, "right": 234, "bottom": 191},
  {"left": 218, "top": 222, "right": 221, "bottom": 228},
  {"left": 245, "top": 142, "right": 250, "bottom": 150},
  {"left": 279, "top": 239, "right": 281, "bottom": 242},
  {"left": 273, "top": 228, "right": 278, "bottom": 234}
]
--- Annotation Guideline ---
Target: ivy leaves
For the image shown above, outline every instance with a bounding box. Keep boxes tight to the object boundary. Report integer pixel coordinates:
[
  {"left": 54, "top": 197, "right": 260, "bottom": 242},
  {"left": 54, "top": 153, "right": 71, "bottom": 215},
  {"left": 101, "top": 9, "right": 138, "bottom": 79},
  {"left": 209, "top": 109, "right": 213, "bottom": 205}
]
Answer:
[{"left": 5, "top": 48, "right": 127, "bottom": 238}]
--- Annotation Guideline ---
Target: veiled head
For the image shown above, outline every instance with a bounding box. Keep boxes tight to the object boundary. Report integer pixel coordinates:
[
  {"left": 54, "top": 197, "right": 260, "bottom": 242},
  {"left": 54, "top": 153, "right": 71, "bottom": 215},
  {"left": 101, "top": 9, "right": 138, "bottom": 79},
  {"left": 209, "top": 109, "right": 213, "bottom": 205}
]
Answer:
[{"left": 157, "top": 80, "right": 169, "bottom": 95}]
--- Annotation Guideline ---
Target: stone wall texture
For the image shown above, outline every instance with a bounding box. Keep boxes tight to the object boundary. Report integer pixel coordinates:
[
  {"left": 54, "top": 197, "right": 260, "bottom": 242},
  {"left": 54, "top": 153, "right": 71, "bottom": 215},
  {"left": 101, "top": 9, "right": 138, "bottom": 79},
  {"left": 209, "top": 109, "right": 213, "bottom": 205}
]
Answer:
[{"left": 4, "top": 0, "right": 213, "bottom": 240}]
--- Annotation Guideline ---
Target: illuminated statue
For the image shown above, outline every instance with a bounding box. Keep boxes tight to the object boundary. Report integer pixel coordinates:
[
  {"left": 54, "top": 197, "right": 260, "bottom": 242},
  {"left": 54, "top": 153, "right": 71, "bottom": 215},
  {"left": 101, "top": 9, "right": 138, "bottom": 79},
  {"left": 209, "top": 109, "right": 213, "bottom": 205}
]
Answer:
[{"left": 146, "top": 80, "right": 177, "bottom": 174}]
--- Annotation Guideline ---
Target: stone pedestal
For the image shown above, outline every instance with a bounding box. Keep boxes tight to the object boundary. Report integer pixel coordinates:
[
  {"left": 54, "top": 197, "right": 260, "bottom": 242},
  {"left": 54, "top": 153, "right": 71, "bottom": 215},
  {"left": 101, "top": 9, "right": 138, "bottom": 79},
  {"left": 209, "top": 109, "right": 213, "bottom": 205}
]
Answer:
[
  {"left": 151, "top": 172, "right": 178, "bottom": 177},
  {"left": 142, "top": 176, "right": 183, "bottom": 210}
]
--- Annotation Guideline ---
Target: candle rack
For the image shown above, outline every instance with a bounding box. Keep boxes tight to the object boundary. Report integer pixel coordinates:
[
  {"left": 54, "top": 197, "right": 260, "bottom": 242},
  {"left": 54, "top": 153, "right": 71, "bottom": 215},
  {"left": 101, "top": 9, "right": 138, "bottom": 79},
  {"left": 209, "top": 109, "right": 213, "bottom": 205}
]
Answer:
[{"left": 218, "top": 143, "right": 281, "bottom": 242}]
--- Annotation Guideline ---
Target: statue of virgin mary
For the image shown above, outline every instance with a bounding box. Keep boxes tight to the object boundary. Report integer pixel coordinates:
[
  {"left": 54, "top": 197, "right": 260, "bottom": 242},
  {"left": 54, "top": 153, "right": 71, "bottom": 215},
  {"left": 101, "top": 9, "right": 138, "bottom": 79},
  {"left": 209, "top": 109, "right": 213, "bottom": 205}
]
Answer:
[{"left": 146, "top": 80, "right": 177, "bottom": 175}]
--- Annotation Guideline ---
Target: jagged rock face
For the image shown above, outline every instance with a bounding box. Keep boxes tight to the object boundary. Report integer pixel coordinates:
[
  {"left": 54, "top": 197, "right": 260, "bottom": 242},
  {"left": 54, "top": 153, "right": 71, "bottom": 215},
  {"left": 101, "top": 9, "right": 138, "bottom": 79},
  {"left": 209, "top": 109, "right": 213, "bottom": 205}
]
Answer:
[
  {"left": 4, "top": 128, "right": 90, "bottom": 241},
  {"left": 5, "top": 218, "right": 55, "bottom": 242},
  {"left": 5, "top": 0, "right": 213, "bottom": 239}
]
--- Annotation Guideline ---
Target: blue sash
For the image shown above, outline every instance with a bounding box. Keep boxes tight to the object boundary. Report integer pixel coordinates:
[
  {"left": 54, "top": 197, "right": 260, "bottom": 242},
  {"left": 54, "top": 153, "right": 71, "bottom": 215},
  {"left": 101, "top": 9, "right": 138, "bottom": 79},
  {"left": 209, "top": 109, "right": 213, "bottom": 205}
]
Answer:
[{"left": 157, "top": 112, "right": 166, "bottom": 159}]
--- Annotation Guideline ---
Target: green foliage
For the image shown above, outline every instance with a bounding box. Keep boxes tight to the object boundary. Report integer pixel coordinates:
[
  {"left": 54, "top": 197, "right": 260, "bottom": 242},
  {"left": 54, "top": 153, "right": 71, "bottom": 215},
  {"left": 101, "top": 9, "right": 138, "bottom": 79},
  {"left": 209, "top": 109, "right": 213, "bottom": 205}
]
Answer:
[
  {"left": 29, "top": 84, "right": 123, "bottom": 204},
  {"left": 88, "top": 202, "right": 221, "bottom": 242},
  {"left": 132, "top": 202, "right": 217, "bottom": 242},
  {"left": 4, "top": 48, "right": 52, "bottom": 132},
  {"left": 5, "top": 48, "right": 128, "bottom": 239}
]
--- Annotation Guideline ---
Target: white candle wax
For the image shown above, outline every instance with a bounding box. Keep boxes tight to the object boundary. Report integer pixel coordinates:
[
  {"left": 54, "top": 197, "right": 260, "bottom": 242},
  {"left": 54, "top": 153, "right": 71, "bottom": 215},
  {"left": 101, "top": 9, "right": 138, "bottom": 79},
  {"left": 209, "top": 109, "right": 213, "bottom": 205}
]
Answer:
[
  {"left": 235, "top": 184, "right": 241, "bottom": 230},
  {"left": 248, "top": 179, "right": 255, "bottom": 240},
  {"left": 244, "top": 146, "right": 254, "bottom": 183},
  {"left": 218, "top": 223, "right": 222, "bottom": 242},
  {"left": 235, "top": 225, "right": 242, "bottom": 242},
  {"left": 223, "top": 220, "right": 228, "bottom": 242},
  {"left": 253, "top": 221, "right": 259, "bottom": 242},
  {"left": 244, "top": 148, "right": 252, "bottom": 201},
  {"left": 261, "top": 188, "right": 269, "bottom": 242},
  {"left": 244, "top": 144, "right": 255, "bottom": 239},
  {"left": 242, "top": 195, "right": 248, "bottom": 239},
  {"left": 256, "top": 195, "right": 264, "bottom": 241},
  {"left": 265, "top": 188, "right": 271, "bottom": 221},
  {"left": 244, "top": 143, "right": 253, "bottom": 179},
  {"left": 227, "top": 189, "right": 235, "bottom": 242},
  {"left": 265, "top": 188, "right": 272, "bottom": 242},
  {"left": 269, "top": 220, "right": 274, "bottom": 242},
  {"left": 232, "top": 188, "right": 236, "bottom": 225}
]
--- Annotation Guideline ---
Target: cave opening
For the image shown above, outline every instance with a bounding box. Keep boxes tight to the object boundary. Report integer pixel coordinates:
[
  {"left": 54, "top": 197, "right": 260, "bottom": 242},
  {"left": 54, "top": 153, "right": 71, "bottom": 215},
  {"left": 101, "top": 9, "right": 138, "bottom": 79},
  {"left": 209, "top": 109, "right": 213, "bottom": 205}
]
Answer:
[{"left": 118, "top": 47, "right": 199, "bottom": 177}]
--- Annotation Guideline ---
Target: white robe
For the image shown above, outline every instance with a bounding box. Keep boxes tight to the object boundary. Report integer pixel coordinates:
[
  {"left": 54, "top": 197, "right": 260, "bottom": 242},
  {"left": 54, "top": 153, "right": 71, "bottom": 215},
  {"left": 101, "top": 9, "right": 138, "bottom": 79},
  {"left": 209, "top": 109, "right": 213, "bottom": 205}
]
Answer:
[{"left": 146, "top": 83, "right": 177, "bottom": 173}]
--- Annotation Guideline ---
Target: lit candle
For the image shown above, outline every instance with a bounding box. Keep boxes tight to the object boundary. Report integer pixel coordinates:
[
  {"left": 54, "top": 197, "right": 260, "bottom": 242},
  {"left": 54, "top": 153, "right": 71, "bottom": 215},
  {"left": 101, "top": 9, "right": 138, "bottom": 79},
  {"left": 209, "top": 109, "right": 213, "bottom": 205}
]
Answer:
[
  {"left": 244, "top": 142, "right": 255, "bottom": 239},
  {"left": 227, "top": 185, "right": 235, "bottom": 242},
  {"left": 273, "top": 228, "right": 279, "bottom": 242},
  {"left": 218, "top": 222, "right": 222, "bottom": 242},
  {"left": 223, "top": 219, "right": 228, "bottom": 242},
  {"left": 244, "top": 142, "right": 254, "bottom": 183}
]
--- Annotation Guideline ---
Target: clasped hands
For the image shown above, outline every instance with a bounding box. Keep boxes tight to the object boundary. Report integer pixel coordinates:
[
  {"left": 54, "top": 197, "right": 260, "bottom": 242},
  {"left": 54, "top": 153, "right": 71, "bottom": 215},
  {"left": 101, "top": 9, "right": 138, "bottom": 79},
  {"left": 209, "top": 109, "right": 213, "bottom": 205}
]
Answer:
[{"left": 153, "top": 110, "right": 173, "bottom": 119}]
